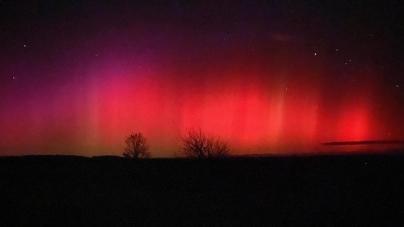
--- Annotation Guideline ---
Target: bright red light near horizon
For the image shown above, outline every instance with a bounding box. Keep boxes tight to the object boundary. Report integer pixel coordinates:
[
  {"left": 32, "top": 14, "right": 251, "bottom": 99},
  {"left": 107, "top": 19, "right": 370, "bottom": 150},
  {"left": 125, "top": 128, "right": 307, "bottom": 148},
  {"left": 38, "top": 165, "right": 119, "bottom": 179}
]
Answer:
[
  {"left": 338, "top": 105, "right": 369, "bottom": 141},
  {"left": 0, "top": 63, "right": 398, "bottom": 156},
  {"left": 178, "top": 74, "right": 323, "bottom": 152}
]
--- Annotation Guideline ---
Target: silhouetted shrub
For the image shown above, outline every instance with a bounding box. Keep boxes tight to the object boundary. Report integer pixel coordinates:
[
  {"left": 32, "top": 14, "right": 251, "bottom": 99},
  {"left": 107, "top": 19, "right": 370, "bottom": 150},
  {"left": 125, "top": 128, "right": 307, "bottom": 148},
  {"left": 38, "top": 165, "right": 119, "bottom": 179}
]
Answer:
[
  {"left": 123, "top": 133, "right": 151, "bottom": 158},
  {"left": 179, "top": 128, "right": 230, "bottom": 158}
]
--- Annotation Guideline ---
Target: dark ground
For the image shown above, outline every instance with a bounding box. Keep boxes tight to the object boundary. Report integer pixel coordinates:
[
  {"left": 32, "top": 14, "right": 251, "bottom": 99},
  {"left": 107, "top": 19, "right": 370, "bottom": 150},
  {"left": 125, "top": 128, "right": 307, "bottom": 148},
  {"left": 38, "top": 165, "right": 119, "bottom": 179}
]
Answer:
[{"left": 1, "top": 154, "right": 403, "bottom": 226}]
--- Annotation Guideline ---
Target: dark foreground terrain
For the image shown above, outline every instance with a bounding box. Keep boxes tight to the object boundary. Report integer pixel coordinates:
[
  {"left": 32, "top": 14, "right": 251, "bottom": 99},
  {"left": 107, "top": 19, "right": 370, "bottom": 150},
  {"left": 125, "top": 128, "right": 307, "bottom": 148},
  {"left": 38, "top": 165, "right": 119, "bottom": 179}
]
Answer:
[{"left": 1, "top": 154, "right": 404, "bottom": 226}]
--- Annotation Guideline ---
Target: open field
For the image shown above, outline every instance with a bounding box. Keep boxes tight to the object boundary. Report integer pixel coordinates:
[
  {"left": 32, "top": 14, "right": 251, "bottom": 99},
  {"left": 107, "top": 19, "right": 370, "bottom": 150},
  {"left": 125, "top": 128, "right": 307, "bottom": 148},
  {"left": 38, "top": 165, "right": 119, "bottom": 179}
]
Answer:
[{"left": 1, "top": 154, "right": 403, "bottom": 226}]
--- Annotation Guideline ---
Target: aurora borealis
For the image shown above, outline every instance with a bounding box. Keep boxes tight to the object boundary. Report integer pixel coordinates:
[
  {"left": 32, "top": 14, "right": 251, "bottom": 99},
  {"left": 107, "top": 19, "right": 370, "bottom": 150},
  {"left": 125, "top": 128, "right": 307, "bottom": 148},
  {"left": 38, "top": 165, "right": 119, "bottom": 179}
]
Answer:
[{"left": 1, "top": 0, "right": 403, "bottom": 156}]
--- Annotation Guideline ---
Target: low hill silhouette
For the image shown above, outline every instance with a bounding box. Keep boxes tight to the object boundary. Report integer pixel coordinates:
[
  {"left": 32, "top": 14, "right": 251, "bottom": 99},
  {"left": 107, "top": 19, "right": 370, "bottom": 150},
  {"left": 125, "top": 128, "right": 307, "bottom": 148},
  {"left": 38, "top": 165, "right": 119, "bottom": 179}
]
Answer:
[
  {"left": 322, "top": 140, "right": 404, "bottom": 146},
  {"left": 1, "top": 153, "right": 404, "bottom": 226}
]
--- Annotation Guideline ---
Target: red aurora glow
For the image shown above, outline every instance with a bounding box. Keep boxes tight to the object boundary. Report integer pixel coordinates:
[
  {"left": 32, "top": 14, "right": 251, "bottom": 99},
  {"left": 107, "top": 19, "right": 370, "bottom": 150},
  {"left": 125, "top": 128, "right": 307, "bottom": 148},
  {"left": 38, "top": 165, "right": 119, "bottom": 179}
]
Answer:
[
  {"left": 1, "top": 59, "right": 401, "bottom": 157},
  {"left": 1, "top": 1, "right": 403, "bottom": 157}
]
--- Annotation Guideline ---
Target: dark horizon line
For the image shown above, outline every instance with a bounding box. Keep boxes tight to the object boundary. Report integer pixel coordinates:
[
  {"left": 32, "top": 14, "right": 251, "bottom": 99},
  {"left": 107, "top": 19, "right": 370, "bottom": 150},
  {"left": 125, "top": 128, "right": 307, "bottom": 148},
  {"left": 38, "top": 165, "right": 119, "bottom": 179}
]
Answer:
[{"left": 321, "top": 140, "right": 404, "bottom": 146}]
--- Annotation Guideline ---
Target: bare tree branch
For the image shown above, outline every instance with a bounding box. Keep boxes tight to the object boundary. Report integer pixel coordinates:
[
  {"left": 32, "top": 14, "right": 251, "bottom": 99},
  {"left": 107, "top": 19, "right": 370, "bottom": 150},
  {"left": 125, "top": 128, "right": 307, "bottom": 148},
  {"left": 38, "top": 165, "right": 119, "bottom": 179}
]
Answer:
[
  {"left": 123, "top": 133, "right": 151, "bottom": 158},
  {"left": 179, "top": 128, "right": 230, "bottom": 158}
]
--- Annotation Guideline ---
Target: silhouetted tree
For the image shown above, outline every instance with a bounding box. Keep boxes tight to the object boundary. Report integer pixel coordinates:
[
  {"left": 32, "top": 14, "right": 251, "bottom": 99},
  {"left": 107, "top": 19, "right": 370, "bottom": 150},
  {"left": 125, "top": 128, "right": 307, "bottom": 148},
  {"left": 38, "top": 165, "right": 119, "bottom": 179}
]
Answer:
[
  {"left": 123, "top": 133, "right": 151, "bottom": 158},
  {"left": 180, "top": 128, "right": 230, "bottom": 158}
]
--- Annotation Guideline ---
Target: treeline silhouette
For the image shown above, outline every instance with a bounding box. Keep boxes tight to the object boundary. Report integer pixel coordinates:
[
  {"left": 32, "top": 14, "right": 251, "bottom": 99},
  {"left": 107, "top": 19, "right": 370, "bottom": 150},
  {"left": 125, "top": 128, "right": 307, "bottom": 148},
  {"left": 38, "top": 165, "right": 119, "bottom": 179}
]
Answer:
[{"left": 124, "top": 128, "right": 230, "bottom": 158}]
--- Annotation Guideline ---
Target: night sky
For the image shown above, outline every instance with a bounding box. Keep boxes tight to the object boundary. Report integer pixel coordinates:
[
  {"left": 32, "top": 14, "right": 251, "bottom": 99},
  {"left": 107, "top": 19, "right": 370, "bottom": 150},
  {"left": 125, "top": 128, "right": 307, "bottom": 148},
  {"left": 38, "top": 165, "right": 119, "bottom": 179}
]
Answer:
[{"left": 1, "top": 0, "right": 404, "bottom": 157}]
